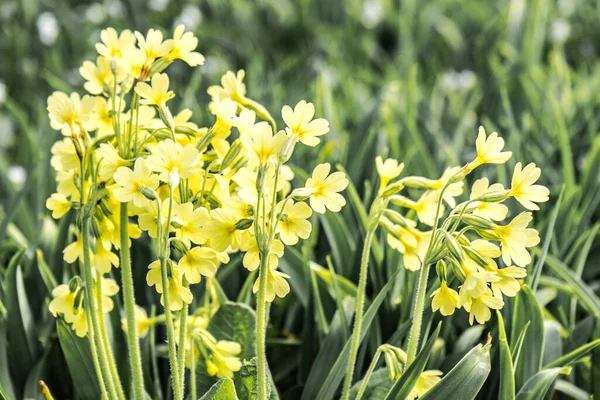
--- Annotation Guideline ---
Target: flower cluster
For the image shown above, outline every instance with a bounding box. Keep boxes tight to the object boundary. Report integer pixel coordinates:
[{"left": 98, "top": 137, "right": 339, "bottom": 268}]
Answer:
[
  {"left": 44, "top": 24, "right": 347, "bottom": 393},
  {"left": 376, "top": 127, "right": 549, "bottom": 324}
]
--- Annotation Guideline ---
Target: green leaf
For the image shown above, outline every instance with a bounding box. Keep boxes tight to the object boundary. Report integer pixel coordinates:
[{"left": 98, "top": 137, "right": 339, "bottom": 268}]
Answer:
[
  {"left": 3, "top": 247, "right": 35, "bottom": 396},
  {"left": 510, "top": 285, "right": 544, "bottom": 390},
  {"left": 515, "top": 367, "right": 570, "bottom": 400},
  {"left": 200, "top": 377, "right": 239, "bottom": 400},
  {"left": 497, "top": 311, "right": 515, "bottom": 400},
  {"left": 418, "top": 343, "right": 492, "bottom": 400},
  {"left": 56, "top": 319, "right": 101, "bottom": 399},
  {"left": 236, "top": 357, "right": 279, "bottom": 400},
  {"left": 35, "top": 249, "right": 58, "bottom": 295},
  {"left": 385, "top": 323, "right": 442, "bottom": 400},
  {"left": 349, "top": 369, "right": 394, "bottom": 400},
  {"left": 543, "top": 339, "right": 600, "bottom": 369},
  {"left": 311, "top": 272, "right": 397, "bottom": 400},
  {"left": 317, "top": 212, "right": 356, "bottom": 277},
  {"left": 0, "top": 320, "right": 16, "bottom": 400}
]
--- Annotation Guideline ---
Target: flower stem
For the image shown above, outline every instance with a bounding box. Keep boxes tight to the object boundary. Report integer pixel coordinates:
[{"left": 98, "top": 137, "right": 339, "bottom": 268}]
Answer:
[
  {"left": 81, "top": 218, "right": 118, "bottom": 399},
  {"left": 177, "top": 283, "right": 189, "bottom": 395},
  {"left": 355, "top": 346, "right": 385, "bottom": 400},
  {"left": 160, "top": 255, "right": 182, "bottom": 400},
  {"left": 256, "top": 251, "right": 270, "bottom": 400},
  {"left": 85, "top": 304, "right": 109, "bottom": 400},
  {"left": 96, "top": 270, "right": 126, "bottom": 400},
  {"left": 341, "top": 226, "right": 376, "bottom": 400},
  {"left": 190, "top": 335, "right": 197, "bottom": 400},
  {"left": 405, "top": 262, "right": 430, "bottom": 365},
  {"left": 119, "top": 203, "right": 146, "bottom": 399}
]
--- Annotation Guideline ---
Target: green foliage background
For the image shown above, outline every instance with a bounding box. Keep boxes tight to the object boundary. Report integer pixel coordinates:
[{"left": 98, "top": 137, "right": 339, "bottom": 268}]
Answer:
[{"left": 0, "top": 0, "right": 599, "bottom": 399}]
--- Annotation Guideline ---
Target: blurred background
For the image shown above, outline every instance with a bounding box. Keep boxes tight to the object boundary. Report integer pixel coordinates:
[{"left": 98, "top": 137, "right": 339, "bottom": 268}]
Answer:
[{"left": 1, "top": 0, "right": 600, "bottom": 398}]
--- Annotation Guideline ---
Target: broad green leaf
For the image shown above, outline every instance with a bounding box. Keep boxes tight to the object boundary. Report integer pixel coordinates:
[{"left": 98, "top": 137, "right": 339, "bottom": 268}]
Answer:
[
  {"left": 317, "top": 212, "right": 356, "bottom": 277},
  {"left": 511, "top": 321, "right": 530, "bottom": 369},
  {"left": 56, "top": 319, "right": 101, "bottom": 399},
  {"left": 310, "top": 272, "right": 397, "bottom": 400},
  {"left": 542, "top": 321, "right": 562, "bottom": 367},
  {"left": 419, "top": 343, "right": 492, "bottom": 400},
  {"left": 349, "top": 369, "right": 394, "bottom": 400},
  {"left": 385, "top": 323, "right": 442, "bottom": 400},
  {"left": 311, "top": 261, "right": 357, "bottom": 299},
  {"left": 497, "top": 311, "right": 515, "bottom": 400},
  {"left": 200, "top": 377, "right": 239, "bottom": 400},
  {"left": 515, "top": 367, "right": 570, "bottom": 400},
  {"left": 543, "top": 339, "right": 600, "bottom": 369},
  {"left": 510, "top": 285, "right": 544, "bottom": 390},
  {"left": 236, "top": 357, "right": 278, "bottom": 400}
]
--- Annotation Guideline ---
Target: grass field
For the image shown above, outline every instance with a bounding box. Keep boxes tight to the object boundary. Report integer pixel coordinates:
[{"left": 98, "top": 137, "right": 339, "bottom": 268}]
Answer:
[{"left": 1, "top": 0, "right": 600, "bottom": 399}]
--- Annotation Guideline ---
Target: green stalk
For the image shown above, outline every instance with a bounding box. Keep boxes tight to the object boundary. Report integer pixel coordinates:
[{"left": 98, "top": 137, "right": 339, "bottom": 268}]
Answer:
[
  {"left": 256, "top": 251, "right": 270, "bottom": 400},
  {"left": 85, "top": 298, "right": 109, "bottom": 400},
  {"left": 177, "top": 283, "right": 189, "bottom": 395},
  {"left": 190, "top": 335, "right": 197, "bottom": 400},
  {"left": 341, "top": 226, "right": 377, "bottom": 400},
  {"left": 119, "top": 203, "right": 146, "bottom": 399},
  {"left": 81, "top": 219, "right": 118, "bottom": 399},
  {"left": 355, "top": 347, "right": 385, "bottom": 400},
  {"left": 96, "top": 270, "right": 126, "bottom": 400}
]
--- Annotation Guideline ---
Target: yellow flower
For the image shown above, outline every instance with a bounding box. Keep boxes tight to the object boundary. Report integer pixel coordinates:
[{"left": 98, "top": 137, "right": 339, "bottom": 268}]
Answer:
[
  {"left": 253, "top": 264, "right": 291, "bottom": 302},
  {"left": 95, "top": 242, "right": 119, "bottom": 274},
  {"left": 137, "top": 198, "right": 171, "bottom": 238},
  {"left": 46, "top": 193, "right": 71, "bottom": 219},
  {"left": 232, "top": 166, "right": 282, "bottom": 205},
  {"left": 50, "top": 138, "right": 80, "bottom": 172},
  {"left": 207, "top": 69, "right": 248, "bottom": 107},
  {"left": 491, "top": 212, "right": 540, "bottom": 267},
  {"left": 509, "top": 162, "right": 550, "bottom": 210},
  {"left": 391, "top": 191, "right": 441, "bottom": 226},
  {"left": 177, "top": 247, "right": 219, "bottom": 284},
  {"left": 467, "top": 126, "right": 512, "bottom": 171},
  {"left": 386, "top": 226, "right": 427, "bottom": 271},
  {"left": 276, "top": 201, "right": 312, "bottom": 245},
  {"left": 145, "top": 139, "right": 199, "bottom": 182},
  {"left": 122, "top": 305, "right": 154, "bottom": 338},
  {"left": 165, "top": 24, "right": 205, "bottom": 66},
  {"left": 146, "top": 260, "right": 192, "bottom": 311},
  {"left": 205, "top": 340, "right": 243, "bottom": 379},
  {"left": 241, "top": 122, "right": 287, "bottom": 163},
  {"left": 241, "top": 239, "right": 284, "bottom": 272},
  {"left": 113, "top": 158, "right": 160, "bottom": 207},
  {"left": 375, "top": 156, "right": 404, "bottom": 194},
  {"left": 97, "top": 143, "right": 130, "bottom": 182},
  {"left": 431, "top": 281, "right": 459, "bottom": 316},
  {"left": 88, "top": 97, "right": 122, "bottom": 137},
  {"left": 491, "top": 266, "right": 526, "bottom": 298},
  {"left": 64, "top": 236, "right": 87, "bottom": 264},
  {"left": 459, "top": 257, "right": 500, "bottom": 300},
  {"left": 47, "top": 91, "right": 96, "bottom": 136},
  {"left": 305, "top": 163, "right": 348, "bottom": 213},
  {"left": 282, "top": 100, "right": 330, "bottom": 146},
  {"left": 79, "top": 56, "right": 123, "bottom": 95},
  {"left": 409, "top": 370, "right": 443, "bottom": 400},
  {"left": 135, "top": 73, "right": 175, "bottom": 107},
  {"left": 172, "top": 202, "right": 210, "bottom": 246},
  {"left": 232, "top": 108, "right": 256, "bottom": 136},
  {"left": 469, "top": 178, "right": 508, "bottom": 221},
  {"left": 462, "top": 288, "right": 504, "bottom": 325},
  {"left": 203, "top": 208, "right": 248, "bottom": 252},
  {"left": 95, "top": 28, "right": 136, "bottom": 60},
  {"left": 134, "top": 28, "right": 172, "bottom": 63}
]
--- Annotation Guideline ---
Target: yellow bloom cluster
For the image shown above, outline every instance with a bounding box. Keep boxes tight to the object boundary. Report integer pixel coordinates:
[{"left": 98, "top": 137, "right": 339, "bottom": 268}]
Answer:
[
  {"left": 44, "top": 25, "right": 347, "bottom": 387},
  {"left": 376, "top": 127, "right": 549, "bottom": 325}
]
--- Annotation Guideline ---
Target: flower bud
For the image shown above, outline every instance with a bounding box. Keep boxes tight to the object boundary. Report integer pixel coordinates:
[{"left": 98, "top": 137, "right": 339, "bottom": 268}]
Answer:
[
  {"left": 68, "top": 276, "right": 82, "bottom": 293},
  {"left": 255, "top": 165, "right": 267, "bottom": 195},
  {"left": 235, "top": 218, "right": 254, "bottom": 231},
  {"left": 380, "top": 181, "right": 405, "bottom": 197},
  {"left": 461, "top": 214, "right": 495, "bottom": 230},
  {"left": 71, "top": 133, "right": 85, "bottom": 161},
  {"left": 449, "top": 165, "right": 469, "bottom": 183},
  {"left": 220, "top": 141, "right": 242, "bottom": 173},
  {"left": 436, "top": 260, "right": 447, "bottom": 282},
  {"left": 168, "top": 169, "right": 180, "bottom": 189},
  {"left": 476, "top": 190, "right": 510, "bottom": 203},
  {"left": 141, "top": 186, "right": 158, "bottom": 201},
  {"left": 398, "top": 176, "right": 435, "bottom": 189},
  {"left": 196, "top": 130, "right": 216, "bottom": 152},
  {"left": 290, "top": 188, "right": 313, "bottom": 201},
  {"left": 383, "top": 209, "right": 411, "bottom": 228},
  {"left": 159, "top": 106, "right": 176, "bottom": 136},
  {"left": 442, "top": 231, "right": 463, "bottom": 262},
  {"left": 170, "top": 239, "right": 188, "bottom": 255},
  {"left": 245, "top": 204, "right": 255, "bottom": 217},
  {"left": 279, "top": 137, "right": 296, "bottom": 164}
]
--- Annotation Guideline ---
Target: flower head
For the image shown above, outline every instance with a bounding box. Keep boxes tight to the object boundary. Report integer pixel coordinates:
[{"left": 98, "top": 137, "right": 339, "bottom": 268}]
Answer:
[
  {"left": 282, "top": 100, "right": 330, "bottom": 146},
  {"left": 376, "top": 156, "right": 404, "bottom": 194},
  {"left": 135, "top": 73, "right": 174, "bottom": 107},
  {"left": 467, "top": 126, "right": 512, "bottom": 171},
  {"left": 135, "top": 28, "right": 172, "bottom": 63},
  {"left": 491, "top": 212, "right": 540, "bottom": 266},
  {"left": 509, "top": 162, "right": 550, "bottom": 210},
  {"left": 166, "top": 25, "right": 205, "bottom": 66},
  {"left": 431, "top": 280, "right": 459, "bottom": 316},
  {"left": 305, "top": 163, "right": 348, "bottom": 214},
  {"left": 208, "top": 70, "right": 247, "bottom": 106},
  {"left": 113, "top": 158, "right": 159, "bottom": 207}
]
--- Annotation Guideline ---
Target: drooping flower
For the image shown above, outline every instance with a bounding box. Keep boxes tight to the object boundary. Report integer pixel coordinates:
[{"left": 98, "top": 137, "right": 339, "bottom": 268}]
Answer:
[
  {"left": 431, "top": 280, "right": 460, "bottom": 316},
  {"left": 252, "top": 264, "right": 291, "bottom": 302},
  {"left": 177, "top": 247, "right": 220, "bottom": 284},
  {"left": 276, "top": 201, "right": 312, "bottom": 245},
  {"left": 491, "top": 266, "right": 526, "bottom": 298},
  {"left": 491, "top": 212, "right": 540, "bottom": 267}
]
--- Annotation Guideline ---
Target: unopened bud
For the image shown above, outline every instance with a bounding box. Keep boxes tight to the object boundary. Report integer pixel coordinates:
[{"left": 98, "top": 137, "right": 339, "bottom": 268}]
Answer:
[
  {"left": 255, "top": 165, "right": 267, "bottom": 195},
  {"left": 141, "top": 187, "right": 158, "bottom": 201},
  {"left": 235, "top": 218, "right": 254, "bottom": 231},
  {"left": 384, "top": 209, "right": 411, "bottom": 228},
  {"left": 168, "top": 169, "right": 180, "bottom": 189},
  {"left": 159, "top": 106, "right": 176, "bottom": 136},
  {"left": 399, "top": 176, "right": 435, "bottom": 189},
  {"left": 71, "top": 133, "right": 85, "bottom": 161},
  {"left": 147, "top": 58, "right": 172, "bottom": 77},
  {"left": 476, "top": 190, "right": 510, "bottom": 203},
  {"left": 279, "top": 137, "right": 296, "bottom": 163},
  {"left": 436, "top": 260, "right": 447, "bottom": 282},
  {"left": 290, "top": 188, "right": 313, "bottom": 201},
  {"left": 381, "top": 181, "right": 405, "bottom": 197},
  {"left": 245, "top": 204, "right": 255, "bottom": 217},
  {"left": 170, "top": 239, "right": 188, "bottom": 255},
  {"left": 462, "top": 214, "right": 495, "bottom": 230},
  {"left": 442, "top": 231, "right": 463, "bottom": 261},
  {"left": 196, "top": 130, "right": 216, "bottom": 152},
  {"left": 220, "top": 141, "right": 242, "bottom": 173},
  {"left": 68, "top": 276, "right": 82, "bottom": 293},
  {"left": 449, "top": 166, "right": 469, "bottom": 183}
]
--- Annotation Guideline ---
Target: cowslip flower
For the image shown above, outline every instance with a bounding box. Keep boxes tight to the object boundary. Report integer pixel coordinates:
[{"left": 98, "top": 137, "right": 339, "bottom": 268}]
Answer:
[
  {"left": 64, "top": 236, "right": 87, "bottom": 264},
  {"left": 177, "top": 247, "right": 220, "bottom": 284},
  {"left": 166, "top": 24, "right": 205, "bottom": 66},
  {"left": 253, "top": 264, "right": 291, "bottom": 302},
  {"left": 122, "top": 305, "right": 154, "bottom": 338},
  {"left": 409, "top": 370, "right": 443, "bottom": 400},
  {"left": 207, "top": 69, "right": 248, "bottom": 106},
  {"left": 95, "top": 28, "right": 136, "bottom": 60},
  {"left": 135, "top": 73, "right": 174, "bottom": 107},
  {"left": 462, "top": 288, "right": 504, "bottom": 325},
  {"left": 431, "top": 280, "right": 460, "bottom": 316},
  {"left": 134, "top": 28, "right": 172, "bottom": 63},
  {"left": 468, "top": 178, "right": 508, "bottom": 221},
  {"left": 376, "top": 156, "right": 404, "bottom": 194},
  {"left": 509, "top": 162, "right": 550, "bottom": 210},
  {"left": 205, "top": 340, "right": 243, "bottom": 379},
  {"left": 146, "top": 261, "right": 192, "bottom": 311},
  {"left": 241, "top": 239, "right": 284, "bottom": 272},
  {"left": 491, "top": 212, "right": 540, "bottom": 267},
  {"left": 95, "top": 242, "right": 119, "bottom": 274},
  {"left": 203, "top": 209, "right": 248, "bottom": 252},
  {"left": 466, "top": 126, "right": 512, "bottom": 171},
  {"left": 47, "top": 92, "right": 96, "bottom": 136},
  {"left": 305, "top": 163, "right": 348, "bottom": 213},
  {"left": 46, "top": 193, "right": 71, "bottom": 219},
  {"left": 276, "top": 201, "right": 313, "bottom": 245},
  {"left": 172, "top": 202, "right": 210, "bottom": 246},
  {"left": 241, "top": 122, "right": 287, "bottom": 163},
  {"left": 113, "top": 158, "right": 159, "bottom": 207},
  {"left": 79, "top": 56, "right": 121, "bottom": 95},
  {"left": 491, "top": 266, "right": 527, "bottom": 298},
  {"left": 282, "top": 100, "right": 330, "bottom": 147},
  {"left": 145, "top": 139, "right": 199, "bottom": 182}
]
